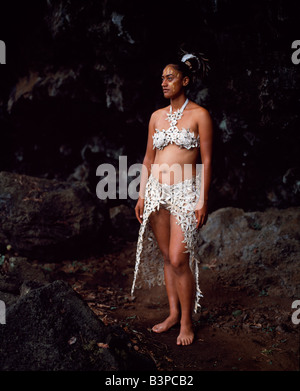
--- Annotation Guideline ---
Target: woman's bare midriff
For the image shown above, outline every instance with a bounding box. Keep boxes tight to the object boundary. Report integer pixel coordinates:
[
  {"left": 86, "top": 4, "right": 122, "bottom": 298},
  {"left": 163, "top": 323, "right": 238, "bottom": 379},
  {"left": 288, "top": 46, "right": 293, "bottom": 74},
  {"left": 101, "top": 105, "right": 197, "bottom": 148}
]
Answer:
[{"left": 152, "top": 144, "right": 199, "bottom": 185}]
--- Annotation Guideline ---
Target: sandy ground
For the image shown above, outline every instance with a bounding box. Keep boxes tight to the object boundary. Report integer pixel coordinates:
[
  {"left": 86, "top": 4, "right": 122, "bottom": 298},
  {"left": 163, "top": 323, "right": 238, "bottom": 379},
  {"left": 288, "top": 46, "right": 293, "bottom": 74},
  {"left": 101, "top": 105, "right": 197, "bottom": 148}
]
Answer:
[{"left": 38, "top": 238, "right": 299, "bottom": 372}]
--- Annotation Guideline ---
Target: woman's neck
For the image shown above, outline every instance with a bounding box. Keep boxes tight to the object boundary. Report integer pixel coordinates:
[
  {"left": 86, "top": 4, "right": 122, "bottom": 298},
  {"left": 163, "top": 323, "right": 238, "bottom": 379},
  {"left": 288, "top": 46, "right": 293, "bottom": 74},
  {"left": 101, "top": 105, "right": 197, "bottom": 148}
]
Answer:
[{"left": 170, "top": 95, "right": 188, "bottom": 111}]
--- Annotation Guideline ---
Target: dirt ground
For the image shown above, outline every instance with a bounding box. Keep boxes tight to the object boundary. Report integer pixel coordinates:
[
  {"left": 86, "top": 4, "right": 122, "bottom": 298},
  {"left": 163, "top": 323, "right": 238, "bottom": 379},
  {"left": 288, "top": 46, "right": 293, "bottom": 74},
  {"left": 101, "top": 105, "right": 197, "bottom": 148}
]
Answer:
[{"left": 36, "top": 238, "right": 300, "bottom": 372}]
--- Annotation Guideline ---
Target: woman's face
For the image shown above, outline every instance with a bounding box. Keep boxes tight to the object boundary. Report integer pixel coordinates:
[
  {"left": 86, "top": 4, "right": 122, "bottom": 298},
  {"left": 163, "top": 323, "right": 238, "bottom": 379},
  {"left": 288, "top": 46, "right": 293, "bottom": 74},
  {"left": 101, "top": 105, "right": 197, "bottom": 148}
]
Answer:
[{"left": 161, "top": 65, "right": 188, "bottom": 99}]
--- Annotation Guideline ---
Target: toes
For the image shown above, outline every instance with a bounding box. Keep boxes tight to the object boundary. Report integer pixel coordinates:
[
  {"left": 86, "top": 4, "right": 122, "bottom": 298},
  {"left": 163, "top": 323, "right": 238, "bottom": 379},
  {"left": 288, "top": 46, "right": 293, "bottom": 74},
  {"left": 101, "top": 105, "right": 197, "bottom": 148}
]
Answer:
[
  {"left": 152, "top": 323, "right": 166, "bottom": 333},
  {"left": 176, "top": 335, "right": 193, "bottom": 346},
  {"left": 152, "top": 325, "right": 160, "bottom": 333},
  {"left": 176, "top": 336, "right": 186, "bottom": 345}
]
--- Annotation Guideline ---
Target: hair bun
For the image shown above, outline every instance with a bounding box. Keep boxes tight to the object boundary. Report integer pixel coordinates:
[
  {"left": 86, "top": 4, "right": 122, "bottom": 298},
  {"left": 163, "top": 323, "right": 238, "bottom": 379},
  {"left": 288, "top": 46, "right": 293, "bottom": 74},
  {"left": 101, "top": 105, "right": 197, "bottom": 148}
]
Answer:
[{"left": 180, "top": 50, "right": 210, "bottom": 78}]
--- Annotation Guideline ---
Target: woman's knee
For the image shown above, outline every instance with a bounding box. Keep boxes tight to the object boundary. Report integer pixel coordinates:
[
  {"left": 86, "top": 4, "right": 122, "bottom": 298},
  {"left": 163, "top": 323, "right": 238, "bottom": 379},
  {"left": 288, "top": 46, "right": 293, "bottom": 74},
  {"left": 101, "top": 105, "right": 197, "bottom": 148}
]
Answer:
[
  {"left": 169, "top": 254, "right": 189, "bottom": 274},
  {"left": 162, "top": 250, "right": 170, "bottom": 264}
]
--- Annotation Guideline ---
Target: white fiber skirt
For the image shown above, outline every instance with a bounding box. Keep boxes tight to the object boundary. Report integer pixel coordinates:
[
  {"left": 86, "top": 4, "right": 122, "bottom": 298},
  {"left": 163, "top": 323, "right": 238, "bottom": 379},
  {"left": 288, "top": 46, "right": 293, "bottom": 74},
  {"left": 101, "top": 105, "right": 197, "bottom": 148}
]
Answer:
[{"left": 131, "top": 173, "right": 203, "bottom": 312}]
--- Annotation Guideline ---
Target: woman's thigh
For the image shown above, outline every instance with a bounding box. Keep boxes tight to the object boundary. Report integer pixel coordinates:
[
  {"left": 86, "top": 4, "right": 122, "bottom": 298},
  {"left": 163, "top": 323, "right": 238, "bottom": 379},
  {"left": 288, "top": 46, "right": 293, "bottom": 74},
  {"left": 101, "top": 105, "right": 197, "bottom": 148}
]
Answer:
[
  {"left": 149, "top": 207, "right": 170, "bottom": 258},
  {"left": 169, "top": 213, "right": 190, "bottom": 268}
]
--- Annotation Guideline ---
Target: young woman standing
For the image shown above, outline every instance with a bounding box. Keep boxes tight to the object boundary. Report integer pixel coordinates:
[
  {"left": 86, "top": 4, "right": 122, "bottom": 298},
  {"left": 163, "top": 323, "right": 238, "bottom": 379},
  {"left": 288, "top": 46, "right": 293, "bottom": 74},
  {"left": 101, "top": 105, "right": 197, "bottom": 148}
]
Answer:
[{"left": 132, "top": 52, "right": 213, "bottom": 345}]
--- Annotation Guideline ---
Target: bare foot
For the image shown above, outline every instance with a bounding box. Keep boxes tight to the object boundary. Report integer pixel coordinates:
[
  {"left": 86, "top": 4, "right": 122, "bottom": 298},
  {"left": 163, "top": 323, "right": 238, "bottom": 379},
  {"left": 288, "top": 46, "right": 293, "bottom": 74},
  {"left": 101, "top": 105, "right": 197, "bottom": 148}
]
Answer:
[
  {"left": 176, "top": 323, "right": 194, "bottom": 346},
  {"left": 152, "top": 315, "right": 179, "bottom": 333}
]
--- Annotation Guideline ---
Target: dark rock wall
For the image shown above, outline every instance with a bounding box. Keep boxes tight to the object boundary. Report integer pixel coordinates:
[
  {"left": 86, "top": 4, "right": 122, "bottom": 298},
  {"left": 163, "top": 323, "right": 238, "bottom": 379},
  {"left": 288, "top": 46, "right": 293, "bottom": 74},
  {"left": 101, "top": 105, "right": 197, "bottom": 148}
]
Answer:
[
  {"left": 0, "top": 0, "right": 299, "bottom": 212},
  {"left": 0, "top": 171, "right": 109, "bottom": 260}
]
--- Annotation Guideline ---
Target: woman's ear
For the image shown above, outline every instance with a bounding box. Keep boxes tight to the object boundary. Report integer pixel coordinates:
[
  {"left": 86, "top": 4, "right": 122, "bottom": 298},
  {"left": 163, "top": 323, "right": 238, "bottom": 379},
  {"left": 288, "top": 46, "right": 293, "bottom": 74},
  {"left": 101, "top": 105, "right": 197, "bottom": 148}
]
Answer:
[{"left": 183, "top": 76, "right": 190, "bottom": 87}]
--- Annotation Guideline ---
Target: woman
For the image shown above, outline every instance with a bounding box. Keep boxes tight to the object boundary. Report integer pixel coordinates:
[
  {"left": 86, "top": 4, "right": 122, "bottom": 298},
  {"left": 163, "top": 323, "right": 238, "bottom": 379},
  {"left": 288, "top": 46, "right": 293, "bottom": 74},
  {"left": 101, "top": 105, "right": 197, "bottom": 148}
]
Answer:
[{"left": 132, "top": 52, "right": 213, "bottom": 346}]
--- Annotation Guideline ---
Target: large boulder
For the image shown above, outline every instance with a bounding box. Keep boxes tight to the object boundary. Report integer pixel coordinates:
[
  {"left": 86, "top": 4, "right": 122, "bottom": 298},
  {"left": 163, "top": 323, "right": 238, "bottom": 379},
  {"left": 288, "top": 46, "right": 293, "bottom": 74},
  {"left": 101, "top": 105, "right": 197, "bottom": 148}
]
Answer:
[
  {"left": 0, "top": 171, "right": 108, "bottom": 261},
  {"left": 0, "top": 280, "right": 155, "bottom": 371},
  {"left": 198, "top": 206, "right": 300, "bottom": 297},
  {"left": 0, "top": 256, "right": 48, "bottom": 306}
]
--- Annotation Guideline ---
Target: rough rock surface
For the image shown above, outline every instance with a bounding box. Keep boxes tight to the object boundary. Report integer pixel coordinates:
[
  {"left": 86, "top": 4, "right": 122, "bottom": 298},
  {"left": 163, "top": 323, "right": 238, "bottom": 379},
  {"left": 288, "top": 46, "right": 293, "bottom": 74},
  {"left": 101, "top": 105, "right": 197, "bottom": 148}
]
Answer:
[
  {"left": 0, "top": 256, "right": 48, "bottom": 305},
  {"left": 0, "top": 171, "right": 108, "bottom": 260},
  {"left": 197, "top": 206, "right": 300, "bottom": 297},
  {"left": 0, "top": 280, "right": 156, "bottom": 371}
]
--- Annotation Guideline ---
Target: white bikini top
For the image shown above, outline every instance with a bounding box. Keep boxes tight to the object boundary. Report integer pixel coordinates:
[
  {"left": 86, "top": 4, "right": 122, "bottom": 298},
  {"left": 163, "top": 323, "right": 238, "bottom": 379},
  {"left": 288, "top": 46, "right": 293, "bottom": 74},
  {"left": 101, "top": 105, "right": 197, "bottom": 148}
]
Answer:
[{"left": 152, "top": 99, "right": 200, "bottom": 151}]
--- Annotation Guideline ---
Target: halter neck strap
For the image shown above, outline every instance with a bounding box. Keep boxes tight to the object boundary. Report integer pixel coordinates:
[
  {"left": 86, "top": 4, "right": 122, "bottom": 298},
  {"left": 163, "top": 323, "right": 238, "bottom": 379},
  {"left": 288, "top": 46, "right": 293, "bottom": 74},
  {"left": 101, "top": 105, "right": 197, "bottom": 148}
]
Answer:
[{"left": 170, "top": 98, "right": 189, "bottom": 114}]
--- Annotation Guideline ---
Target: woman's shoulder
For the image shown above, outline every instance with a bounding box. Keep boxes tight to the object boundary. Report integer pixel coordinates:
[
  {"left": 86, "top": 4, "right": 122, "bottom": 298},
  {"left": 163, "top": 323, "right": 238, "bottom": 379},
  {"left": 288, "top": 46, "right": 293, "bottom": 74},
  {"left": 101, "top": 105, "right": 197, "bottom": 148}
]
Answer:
[
  {"left": 149, "top": 106, "right": 169, "bottom": 123},
  {"left": 189, "top": 101, "right": 210, "bottom": 115},
  {"left": 152, "top": 105, "right": 169, "bottom": 117}
]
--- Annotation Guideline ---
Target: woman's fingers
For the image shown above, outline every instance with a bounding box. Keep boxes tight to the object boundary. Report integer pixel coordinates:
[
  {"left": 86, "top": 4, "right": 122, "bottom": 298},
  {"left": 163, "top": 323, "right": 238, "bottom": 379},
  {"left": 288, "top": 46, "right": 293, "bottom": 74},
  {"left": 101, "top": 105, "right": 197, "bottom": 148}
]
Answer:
[
  {"left": 139, "top": 210, "right": 143, "bottom": 223},
  {"left": 135, "top": 206, "right": 143, "bottom": 224},
  {"left": 195, "top": 210, "right": 206, "bottom": 229},
  {"left": 135, "top": 199, "right": 145, "bottom": 224},
  {"left": 135, "top": 209, "right": 140, "bottom": 224},
  {"left": 195, "top": 210, "right": 200, "bottom": 228}
]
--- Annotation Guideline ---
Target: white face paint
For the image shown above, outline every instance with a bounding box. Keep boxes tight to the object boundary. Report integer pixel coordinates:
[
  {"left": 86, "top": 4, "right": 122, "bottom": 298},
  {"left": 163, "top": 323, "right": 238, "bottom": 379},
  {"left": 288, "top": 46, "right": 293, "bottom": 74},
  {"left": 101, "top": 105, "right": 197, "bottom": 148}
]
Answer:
[{"left": 161, "top": 65, "right": 185, "bottom": 98}]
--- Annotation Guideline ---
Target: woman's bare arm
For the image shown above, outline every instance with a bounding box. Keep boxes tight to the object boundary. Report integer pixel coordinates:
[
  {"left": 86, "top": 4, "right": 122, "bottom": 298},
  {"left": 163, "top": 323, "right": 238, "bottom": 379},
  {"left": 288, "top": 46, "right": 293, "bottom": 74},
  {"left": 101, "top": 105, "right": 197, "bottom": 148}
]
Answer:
[
  {"left": 195, "top": 108, "right": 213, "bottom": 227},
  {"left": 135, "top": 112, "right": 157, "bottom": 223}
]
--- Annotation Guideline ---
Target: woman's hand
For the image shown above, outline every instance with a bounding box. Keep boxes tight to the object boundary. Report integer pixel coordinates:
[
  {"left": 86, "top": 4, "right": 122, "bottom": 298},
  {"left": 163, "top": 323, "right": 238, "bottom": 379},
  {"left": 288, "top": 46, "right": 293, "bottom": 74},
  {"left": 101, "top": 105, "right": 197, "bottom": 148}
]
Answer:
[
  {"left": 195, "top": 203, "right": 208, "bottom": 229},
  {"left": 135, "top": 197, "right": 145, "bottom": 224}
]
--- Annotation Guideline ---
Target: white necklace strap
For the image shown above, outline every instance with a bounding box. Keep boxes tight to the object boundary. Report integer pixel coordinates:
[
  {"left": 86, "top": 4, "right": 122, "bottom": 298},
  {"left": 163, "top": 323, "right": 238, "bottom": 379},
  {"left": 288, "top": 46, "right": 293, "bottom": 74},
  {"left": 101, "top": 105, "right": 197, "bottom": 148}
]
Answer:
[
  {"left": 170, "top": 98, "right": 189, "bottom": 113},
  {"left": 180, "top": 98, "right": 189, "bottom": 112}
]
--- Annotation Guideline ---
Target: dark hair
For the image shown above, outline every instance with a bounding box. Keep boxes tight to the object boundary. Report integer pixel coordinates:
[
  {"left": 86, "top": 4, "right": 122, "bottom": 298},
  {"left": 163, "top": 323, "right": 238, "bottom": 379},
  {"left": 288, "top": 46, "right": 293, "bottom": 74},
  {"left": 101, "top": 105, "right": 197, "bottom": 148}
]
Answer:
[{"left": 168, "top": 51, "right": 210, "bottom": 87}]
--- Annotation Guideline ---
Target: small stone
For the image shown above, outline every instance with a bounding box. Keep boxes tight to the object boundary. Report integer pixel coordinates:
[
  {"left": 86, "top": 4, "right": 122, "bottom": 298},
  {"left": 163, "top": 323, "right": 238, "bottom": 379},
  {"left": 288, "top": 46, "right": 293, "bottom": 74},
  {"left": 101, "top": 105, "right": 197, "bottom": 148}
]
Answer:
[{"left": 68, "top": 336, "right": 77, "bottom": 345}]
